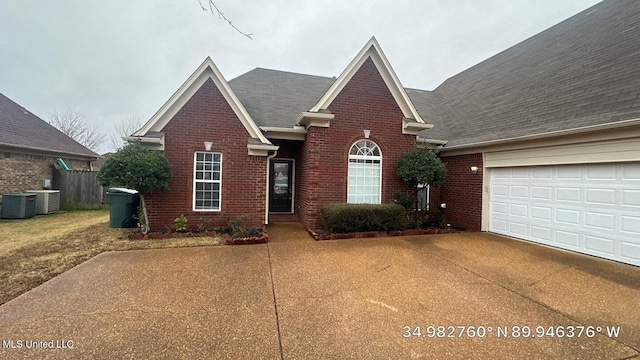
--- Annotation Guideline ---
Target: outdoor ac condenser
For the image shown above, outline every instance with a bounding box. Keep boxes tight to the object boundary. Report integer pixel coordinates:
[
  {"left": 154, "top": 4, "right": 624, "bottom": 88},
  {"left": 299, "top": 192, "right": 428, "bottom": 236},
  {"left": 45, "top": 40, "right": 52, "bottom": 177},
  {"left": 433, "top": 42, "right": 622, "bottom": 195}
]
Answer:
[
  {"left": 1, "top": 193, "right": 37, "bottom": 219},
  {"left": 26, "top": 190, "right": 61, "bottom": 215}
]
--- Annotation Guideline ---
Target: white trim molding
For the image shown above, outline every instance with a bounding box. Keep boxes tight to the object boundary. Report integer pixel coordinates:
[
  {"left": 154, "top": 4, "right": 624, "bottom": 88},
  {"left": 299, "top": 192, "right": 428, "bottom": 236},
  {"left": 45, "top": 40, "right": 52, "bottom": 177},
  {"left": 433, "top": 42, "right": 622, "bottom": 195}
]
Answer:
[
  {"left": 309, "top": 37, "right": 428, "bottom": 125},
  {"left": 403, "top": 118, "right": 434, "bottom": 135},
  {"left": 260, "top": 126, "right": 307, "bottom": 141},
  {"left": 133, "top": 57, "right": 273, "bottom": 149},
  {"left": 296, "top": 111, "right": 334, "bottom": 128},
  {"left": 247, "top": 143, "right": 279, "bottom": 157}
]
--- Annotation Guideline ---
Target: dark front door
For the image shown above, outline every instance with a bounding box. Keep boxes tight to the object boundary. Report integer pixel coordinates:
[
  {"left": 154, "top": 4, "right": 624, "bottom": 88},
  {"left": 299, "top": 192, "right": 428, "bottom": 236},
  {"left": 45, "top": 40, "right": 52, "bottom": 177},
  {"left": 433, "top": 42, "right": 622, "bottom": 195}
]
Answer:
[{"left": 269, "top": 159, "right": 293, "bottom": 212}]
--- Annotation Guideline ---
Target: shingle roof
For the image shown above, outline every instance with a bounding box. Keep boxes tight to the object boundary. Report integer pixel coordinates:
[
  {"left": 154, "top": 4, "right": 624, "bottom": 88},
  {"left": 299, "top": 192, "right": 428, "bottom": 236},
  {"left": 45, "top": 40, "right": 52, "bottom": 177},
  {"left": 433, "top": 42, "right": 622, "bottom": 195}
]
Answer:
[
  {"left": 229, "top": 68, "right": 335, "bottom": 128},
  {"left": 0, "top": 93, "right": 98, "bottom": 158},
  {"left": 224, "top": 0, "right": 639, "bottom": 148},
  {"left": 426, "top": 0, "right": 640, "bottom": 147}
]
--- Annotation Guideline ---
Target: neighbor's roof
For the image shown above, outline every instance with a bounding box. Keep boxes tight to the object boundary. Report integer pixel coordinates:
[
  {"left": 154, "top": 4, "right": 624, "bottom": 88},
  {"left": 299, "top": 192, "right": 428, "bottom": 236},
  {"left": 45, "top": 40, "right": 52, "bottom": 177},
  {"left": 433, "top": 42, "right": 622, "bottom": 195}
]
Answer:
[
  {"left": 0, "top": 92, "right": 98, "bottom": 158},
  {"left": 426, "top": 0, "right": 640, "bottom": 148}
]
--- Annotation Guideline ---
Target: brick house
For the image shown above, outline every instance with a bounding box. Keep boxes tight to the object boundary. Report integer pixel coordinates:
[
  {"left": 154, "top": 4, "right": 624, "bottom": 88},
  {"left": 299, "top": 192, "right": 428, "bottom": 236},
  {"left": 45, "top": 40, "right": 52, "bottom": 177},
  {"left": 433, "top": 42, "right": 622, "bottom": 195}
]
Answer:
[
  {"left": 133, "top": 0, "right": 640, "bottom": 266},
  {"left": 0, "top": 93, "right": 99, "bottom": 202}
]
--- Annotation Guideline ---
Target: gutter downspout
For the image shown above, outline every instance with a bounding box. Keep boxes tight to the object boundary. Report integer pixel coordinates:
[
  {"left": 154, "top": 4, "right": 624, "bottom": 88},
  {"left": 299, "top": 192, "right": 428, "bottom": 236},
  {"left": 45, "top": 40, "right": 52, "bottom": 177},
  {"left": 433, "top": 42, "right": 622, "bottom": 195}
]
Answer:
[{"left": 265, "top": 150, "right": 278, "bottom": 225}]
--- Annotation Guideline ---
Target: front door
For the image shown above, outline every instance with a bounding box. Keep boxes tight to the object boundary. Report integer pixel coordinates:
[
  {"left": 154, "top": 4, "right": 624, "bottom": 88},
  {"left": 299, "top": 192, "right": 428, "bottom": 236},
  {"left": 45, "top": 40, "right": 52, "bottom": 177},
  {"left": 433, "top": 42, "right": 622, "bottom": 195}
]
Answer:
[{"left": 269, "top": 159, "right": 293, "bottom": 212}]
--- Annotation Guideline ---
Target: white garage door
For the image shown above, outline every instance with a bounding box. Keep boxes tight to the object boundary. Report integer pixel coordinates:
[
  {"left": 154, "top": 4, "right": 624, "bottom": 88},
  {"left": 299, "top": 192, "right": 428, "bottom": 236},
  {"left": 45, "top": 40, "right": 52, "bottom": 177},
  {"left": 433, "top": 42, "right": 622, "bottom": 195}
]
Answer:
[{"left": 489, "top": 163, "right": 640, "bottom": 266}]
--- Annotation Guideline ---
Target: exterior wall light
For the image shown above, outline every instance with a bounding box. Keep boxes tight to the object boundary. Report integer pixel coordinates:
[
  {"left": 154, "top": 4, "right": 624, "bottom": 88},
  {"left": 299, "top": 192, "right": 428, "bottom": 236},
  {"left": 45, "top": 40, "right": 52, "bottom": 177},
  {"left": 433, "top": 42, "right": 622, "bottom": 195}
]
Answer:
[
  {"left": 204, "top": 142, "right": 213, "bottom": 151},
  {"left": 471, "top": 166, "right": 478, "bottom": 174}
]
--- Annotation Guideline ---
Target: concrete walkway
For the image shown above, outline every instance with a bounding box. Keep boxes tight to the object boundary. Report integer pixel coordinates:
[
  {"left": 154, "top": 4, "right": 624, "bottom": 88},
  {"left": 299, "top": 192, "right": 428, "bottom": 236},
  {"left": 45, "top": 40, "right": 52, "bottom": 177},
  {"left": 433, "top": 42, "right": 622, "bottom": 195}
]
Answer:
[{"left": 1, "top": 224, "right": 639, "bottom": 359}]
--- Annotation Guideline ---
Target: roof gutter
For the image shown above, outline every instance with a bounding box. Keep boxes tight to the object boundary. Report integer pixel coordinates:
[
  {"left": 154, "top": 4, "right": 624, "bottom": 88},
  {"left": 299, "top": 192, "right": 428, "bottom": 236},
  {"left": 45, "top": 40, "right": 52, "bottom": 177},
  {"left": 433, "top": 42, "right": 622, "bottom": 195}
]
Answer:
[
  {"left": 0, "top": 142, "right": 100, "bottom": 160},
  {"left": 441, "top": 117, "right": 640, "bottom": 152}
]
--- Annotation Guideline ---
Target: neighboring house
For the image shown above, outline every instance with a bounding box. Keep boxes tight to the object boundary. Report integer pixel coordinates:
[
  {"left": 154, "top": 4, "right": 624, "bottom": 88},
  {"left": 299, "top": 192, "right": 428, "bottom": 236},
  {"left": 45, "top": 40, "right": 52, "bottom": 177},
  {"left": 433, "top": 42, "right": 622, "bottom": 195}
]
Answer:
[
  {"left": 0, "top": 93, "right": 99, "bottom": 202},
  {"left": 92, "top": 152, "right": 113, "bottom": 170},
  {"left": 132, "top": 0, "right": 640, "bottom": 266}
]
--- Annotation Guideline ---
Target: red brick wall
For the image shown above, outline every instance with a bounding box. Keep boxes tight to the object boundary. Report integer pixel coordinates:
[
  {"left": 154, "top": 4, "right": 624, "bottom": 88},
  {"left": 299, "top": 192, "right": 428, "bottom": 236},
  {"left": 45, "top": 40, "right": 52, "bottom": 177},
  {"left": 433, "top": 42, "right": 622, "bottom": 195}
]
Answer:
[
  {"left": 298, "top": 58, "right": 415, "bottom": 230},
  {"left": 144, "top": 79, "right": 267, "bottom": 231},
  {"left": 439, "top": 153, "right": 483, "bottom": 231}
]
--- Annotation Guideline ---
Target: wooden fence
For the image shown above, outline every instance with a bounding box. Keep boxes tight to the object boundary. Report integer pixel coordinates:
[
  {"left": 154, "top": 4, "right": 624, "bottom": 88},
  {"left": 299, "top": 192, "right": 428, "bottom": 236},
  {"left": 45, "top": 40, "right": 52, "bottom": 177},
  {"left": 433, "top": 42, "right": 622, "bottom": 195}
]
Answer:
[{"left": 52, "top": 170, "right": 105, "bottom": 209}]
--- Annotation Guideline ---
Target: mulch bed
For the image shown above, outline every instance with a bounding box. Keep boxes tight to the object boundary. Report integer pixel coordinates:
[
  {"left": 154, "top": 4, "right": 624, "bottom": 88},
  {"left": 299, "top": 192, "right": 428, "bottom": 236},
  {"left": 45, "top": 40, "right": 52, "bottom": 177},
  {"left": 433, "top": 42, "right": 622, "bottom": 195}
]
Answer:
[
  {"left": 308, "top": 227, "right": 464, "bottom": 241},
  {"left": 129, "top": 226, "right": 269, "bottom": 245}
]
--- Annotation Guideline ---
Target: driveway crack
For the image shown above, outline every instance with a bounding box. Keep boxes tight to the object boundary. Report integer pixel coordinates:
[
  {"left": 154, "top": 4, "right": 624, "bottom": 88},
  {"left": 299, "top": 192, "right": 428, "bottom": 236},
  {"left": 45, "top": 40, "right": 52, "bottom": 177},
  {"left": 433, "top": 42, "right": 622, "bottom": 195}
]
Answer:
[{"left": 266, "top": 242, "right": 284, "bottom": 360}]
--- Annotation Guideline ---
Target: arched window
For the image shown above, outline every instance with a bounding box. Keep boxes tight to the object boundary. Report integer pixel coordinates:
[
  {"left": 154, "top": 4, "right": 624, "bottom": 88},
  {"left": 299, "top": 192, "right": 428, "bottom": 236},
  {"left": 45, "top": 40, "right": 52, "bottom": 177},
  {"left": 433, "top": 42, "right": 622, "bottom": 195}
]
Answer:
[{"left": 347, "top": 139, "right": 382, "bottom": 204}]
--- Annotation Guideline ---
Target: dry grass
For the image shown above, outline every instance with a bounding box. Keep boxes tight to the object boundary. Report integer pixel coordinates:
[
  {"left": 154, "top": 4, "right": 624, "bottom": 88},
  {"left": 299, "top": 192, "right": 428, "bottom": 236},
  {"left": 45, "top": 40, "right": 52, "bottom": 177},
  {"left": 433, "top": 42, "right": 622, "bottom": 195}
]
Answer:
[{"left": 0, "top": 210, "right": 222, "bottom": 305}]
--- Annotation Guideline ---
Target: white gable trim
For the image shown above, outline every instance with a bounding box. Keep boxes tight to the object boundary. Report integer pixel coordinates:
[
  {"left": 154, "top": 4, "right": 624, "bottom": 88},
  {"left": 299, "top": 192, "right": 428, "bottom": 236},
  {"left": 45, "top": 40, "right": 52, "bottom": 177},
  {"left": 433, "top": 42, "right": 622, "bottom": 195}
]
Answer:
[
  {"left": 309, "top": 37, "right": 426, "bottom": 124},
  {"left": 133, "top": 57, "right": 271, "bottom": 146}
]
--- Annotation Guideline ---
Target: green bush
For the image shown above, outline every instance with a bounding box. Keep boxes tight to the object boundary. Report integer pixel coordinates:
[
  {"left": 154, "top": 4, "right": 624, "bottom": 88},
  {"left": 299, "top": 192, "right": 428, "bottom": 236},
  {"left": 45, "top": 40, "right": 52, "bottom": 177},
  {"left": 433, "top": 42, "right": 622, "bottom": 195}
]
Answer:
[{"left": 321, "top": 203, "right": 408, "bottom": 233}]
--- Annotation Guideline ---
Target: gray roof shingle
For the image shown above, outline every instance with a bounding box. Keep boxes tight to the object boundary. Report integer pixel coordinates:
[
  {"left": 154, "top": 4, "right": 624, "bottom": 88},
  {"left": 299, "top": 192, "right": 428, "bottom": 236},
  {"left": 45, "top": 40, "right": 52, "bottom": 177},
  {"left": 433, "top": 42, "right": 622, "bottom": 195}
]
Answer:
[
  {"left": 0, "top": 93, "right": 98, "bottom": 158},
  {"left": 425, "top": 0, "right": 640, "bottom": 147},
  {"left": 223, "top": 0, "right": 640, "bottom": 148},
  {"left": 229, "top": 68, "right": 335, "bottom": 128}
]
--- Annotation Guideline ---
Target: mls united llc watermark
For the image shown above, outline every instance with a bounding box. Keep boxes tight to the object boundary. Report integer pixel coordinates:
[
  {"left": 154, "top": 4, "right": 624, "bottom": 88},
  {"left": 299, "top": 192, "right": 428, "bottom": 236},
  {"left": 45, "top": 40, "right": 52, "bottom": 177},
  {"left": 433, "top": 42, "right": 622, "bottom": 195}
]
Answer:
[{"left": 3, "top": 339, "right": 73, "bottom": 349}]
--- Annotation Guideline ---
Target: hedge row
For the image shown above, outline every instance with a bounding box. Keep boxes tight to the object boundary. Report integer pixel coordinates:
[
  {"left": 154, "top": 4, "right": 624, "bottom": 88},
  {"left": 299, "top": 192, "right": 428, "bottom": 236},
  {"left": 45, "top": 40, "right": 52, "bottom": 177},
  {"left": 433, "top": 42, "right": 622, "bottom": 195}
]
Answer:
[{"left": 321, "top": 203, "right": 408, "bottom": 233}]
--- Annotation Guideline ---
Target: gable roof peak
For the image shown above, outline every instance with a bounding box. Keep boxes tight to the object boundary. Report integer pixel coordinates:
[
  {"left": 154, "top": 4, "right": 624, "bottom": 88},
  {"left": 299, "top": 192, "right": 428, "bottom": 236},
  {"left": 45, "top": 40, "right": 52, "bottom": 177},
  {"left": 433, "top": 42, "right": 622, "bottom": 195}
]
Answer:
[
  {"left": 134, "top": 56, "right": 271, "bottom": 146},
  {"left": 309, "top": 36, "right": 426, "bottom": 124}
]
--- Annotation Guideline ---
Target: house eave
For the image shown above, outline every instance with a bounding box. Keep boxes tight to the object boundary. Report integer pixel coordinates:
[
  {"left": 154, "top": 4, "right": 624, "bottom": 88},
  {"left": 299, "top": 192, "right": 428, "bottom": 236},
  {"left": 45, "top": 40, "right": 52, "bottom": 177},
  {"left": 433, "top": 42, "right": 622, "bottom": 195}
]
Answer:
[
  {"left": 124, "top": 135, "right": 165, "bottom": 151},
  {"left": 402, "top": 119, "right": 434, "bottom": 135},
  {"left": 260, "top": 126, "right": 307, "bottom": 141},
  {"left": 296, "top": 111, "right": 334, "bottom": 128},
  {"left": 441, "top": 117, "right": 640, "bottom": 154},
  {"left": 247, "top": 143, "right": 280, "bottom": 156},
  {"left": 0, "top": 142, "right": 99, "bottom": 160}
]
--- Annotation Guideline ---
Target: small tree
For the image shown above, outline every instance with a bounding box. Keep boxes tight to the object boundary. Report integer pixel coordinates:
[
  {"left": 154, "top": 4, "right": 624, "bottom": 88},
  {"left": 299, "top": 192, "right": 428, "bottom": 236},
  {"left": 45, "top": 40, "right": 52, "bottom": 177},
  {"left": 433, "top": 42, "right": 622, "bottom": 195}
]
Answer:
[
  {"left": 97, "top": 141, "right": 172, "bottom": 233},
  {"left": 396, "top": 147, "right": 447, "bottom": 225}
]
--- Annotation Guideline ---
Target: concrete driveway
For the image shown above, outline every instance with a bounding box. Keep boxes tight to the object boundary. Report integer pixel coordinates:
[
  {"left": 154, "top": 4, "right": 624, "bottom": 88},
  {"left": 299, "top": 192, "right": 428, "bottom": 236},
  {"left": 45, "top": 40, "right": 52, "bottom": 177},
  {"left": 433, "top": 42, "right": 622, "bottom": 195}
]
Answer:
[{"left": 1, "top": 225, "right": 639, "bottom": 359}]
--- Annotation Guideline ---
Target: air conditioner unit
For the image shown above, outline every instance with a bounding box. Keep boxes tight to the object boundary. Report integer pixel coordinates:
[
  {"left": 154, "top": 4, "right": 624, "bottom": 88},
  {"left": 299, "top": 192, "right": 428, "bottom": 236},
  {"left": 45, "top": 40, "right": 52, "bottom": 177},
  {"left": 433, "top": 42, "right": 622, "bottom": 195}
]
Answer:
[
  {"left": 1, "top": 193, "right": 37, "bottom": 219},
  {"left": 26, "top": 190, "right": 60, "bottom": 215}
]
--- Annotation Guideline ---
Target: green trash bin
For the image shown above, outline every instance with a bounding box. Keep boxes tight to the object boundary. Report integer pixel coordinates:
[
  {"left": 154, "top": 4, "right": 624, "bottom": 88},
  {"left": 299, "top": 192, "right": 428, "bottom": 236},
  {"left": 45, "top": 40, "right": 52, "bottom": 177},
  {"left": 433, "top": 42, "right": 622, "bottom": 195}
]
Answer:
[{"left": 107, "top": 188, "right": 140, "bottom": 228}]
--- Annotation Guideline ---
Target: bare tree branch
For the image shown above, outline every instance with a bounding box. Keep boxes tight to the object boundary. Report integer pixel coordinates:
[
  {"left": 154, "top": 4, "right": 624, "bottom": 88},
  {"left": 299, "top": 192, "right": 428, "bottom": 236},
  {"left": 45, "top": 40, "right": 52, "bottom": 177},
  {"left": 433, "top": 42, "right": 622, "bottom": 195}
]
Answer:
[
  {"left": 108, "top": 114, "right": 143, "bottom": 151},
  {"left": 197, "top": 0, "right": 253, "bottom": 39},
  {"left": 48, "top": 110, "right": 105, "bottom": 152}
]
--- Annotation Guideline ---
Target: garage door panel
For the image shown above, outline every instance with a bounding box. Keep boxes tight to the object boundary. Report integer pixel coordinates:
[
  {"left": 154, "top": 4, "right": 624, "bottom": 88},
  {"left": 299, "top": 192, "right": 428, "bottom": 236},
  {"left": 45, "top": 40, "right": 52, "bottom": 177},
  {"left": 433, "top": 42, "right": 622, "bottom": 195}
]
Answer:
[
  {"left": 509, "top": 203, "right": 528, "bottom": 217},
  {"left": 531, "top": 226, "right": 551, "bottom": 242},
  {"left": 621, "top": 242, "right": 640, "bottom": 262},
  {"left": 492, "top": 184, "right": 509, "bottom": 196},
  {"left": 509, "top": 222, "right": 528, "bottom": 236},
  {"left": 622, "top": 190, "right": 640, "bottom": 207},
  {"left": 621, "top": 215, "right": 640, "bottom": 234},
  {"left": 557, "top": 166, "right": 582, "bottom": 179},
  {"left": 587, "top": 164, "right": 616, "bottom": 179},
  {"left": 585, "top": 235, "right": 614, "bottom": 255},
  {"left": 556, "top": 187, "right": 581, "bottom": 202},
  {"left": 584, "top": 211, "right": 615, "bottom": 230},
  {"left": 532, "top": 186, "right": 552, "bottom": 200},
  {"left": 490, "top": 163, "right": 640, "bottom": 266},
  {"left": 555, "top": 230, "right": 580, "bottom": 248},
  {"left": 556, "top": 209, "right": 580, "bottom": 225},
  {"left": 586, "top": 188, "right": 616, "bottom": 205},
  {"left": 531, "top": 206, "right": 552, "bottom": 220},
  {"left": 510, "top": 186, "right": 529, "bottom": 198},
  {"left": 622, "top": 163, "right": 640, "bottom": 179}
]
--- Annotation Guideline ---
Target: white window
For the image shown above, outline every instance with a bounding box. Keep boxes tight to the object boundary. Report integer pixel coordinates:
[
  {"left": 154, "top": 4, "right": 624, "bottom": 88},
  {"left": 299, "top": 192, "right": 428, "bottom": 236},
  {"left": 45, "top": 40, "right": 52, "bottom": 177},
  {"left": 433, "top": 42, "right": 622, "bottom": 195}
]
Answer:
[
  {"left": 347, "top": 139, "right": 382, "bottom": 204},
  {"left": 417, "top": 184, "right": 430, "bottom": 211},
  {"left": 193, "top": 152, "right": 222, "bottom": 211}
]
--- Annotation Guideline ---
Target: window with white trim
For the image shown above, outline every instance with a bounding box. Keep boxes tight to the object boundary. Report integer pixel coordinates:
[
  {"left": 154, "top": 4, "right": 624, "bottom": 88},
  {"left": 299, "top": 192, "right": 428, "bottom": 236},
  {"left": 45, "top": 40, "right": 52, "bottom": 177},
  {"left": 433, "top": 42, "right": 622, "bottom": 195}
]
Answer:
[
  {"left": 193, "top": 152, "right": 222, "bottom": 211},
  {"left": 417, "top": 184, "right": 430, "bottom": 211},
  {"left": 347, "top": 139, "right": 382, "bottom": 204}
]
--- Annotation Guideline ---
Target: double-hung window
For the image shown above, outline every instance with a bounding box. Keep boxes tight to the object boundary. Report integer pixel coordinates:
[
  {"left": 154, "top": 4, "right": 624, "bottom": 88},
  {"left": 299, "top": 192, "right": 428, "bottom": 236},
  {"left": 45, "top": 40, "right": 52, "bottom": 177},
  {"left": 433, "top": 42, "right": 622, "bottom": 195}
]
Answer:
[
  {"left": 193, "top": 152, "right": 222, "bottom": 211},
  {"left": 347, "top": 139, "right": 382, "bottom": 204}
]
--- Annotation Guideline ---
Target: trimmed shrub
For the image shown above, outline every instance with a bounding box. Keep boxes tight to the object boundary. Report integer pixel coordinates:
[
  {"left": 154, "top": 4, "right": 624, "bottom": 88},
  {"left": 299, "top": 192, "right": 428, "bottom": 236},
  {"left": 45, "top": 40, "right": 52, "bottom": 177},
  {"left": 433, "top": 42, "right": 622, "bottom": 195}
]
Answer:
[{"left": 321, "top": 203, "right": 408, "bottom": 233}]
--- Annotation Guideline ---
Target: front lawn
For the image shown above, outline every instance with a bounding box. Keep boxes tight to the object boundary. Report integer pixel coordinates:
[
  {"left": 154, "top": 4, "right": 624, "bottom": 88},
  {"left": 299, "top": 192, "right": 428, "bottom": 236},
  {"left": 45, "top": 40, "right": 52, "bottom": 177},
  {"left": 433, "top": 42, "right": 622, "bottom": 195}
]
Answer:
[{"left": 0, "top": 210, "right": 222, "bottom": 305}]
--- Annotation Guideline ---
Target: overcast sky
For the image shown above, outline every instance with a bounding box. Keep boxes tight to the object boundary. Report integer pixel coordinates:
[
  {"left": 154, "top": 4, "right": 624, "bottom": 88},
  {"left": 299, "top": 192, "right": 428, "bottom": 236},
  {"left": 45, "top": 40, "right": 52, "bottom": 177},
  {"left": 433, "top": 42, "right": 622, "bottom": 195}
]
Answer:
[{"left": 0, "top": 0, "right": 600, "bottom": 153}]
